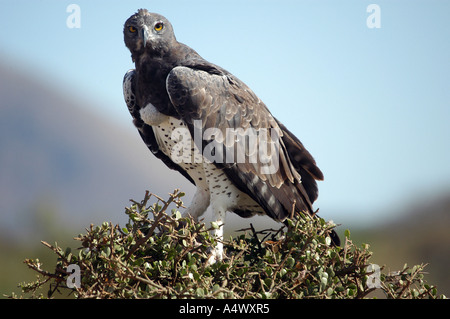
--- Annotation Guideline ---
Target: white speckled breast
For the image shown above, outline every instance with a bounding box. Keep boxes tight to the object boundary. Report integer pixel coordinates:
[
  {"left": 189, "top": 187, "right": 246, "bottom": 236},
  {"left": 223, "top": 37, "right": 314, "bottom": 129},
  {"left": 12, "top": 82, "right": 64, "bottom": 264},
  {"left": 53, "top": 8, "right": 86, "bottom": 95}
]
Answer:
[{"left": 142, "top": 104, "right": 264, "bottom": 216}]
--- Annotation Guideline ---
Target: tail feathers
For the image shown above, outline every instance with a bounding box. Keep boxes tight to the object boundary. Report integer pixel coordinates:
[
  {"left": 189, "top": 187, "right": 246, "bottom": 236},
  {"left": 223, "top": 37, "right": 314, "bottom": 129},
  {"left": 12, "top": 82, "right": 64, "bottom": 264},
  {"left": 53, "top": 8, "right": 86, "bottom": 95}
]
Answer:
[{"left": 276, "top": 120, "right": 323, "bottom": 204}]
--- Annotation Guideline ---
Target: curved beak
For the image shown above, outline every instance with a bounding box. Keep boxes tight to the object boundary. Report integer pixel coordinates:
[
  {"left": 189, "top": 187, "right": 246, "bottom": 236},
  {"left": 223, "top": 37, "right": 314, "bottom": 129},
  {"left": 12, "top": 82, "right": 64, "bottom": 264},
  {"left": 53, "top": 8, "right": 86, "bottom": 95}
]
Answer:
[{"left": 141, "top": 25, "right": 150, "bottom": 47}]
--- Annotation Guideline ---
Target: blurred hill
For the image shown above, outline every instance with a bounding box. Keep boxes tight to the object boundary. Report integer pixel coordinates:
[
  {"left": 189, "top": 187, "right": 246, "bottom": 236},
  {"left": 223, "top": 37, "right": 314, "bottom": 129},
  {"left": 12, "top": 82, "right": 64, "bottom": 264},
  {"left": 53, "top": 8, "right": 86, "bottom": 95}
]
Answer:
[
  {"left": 353, "top": 193, "right": 450, "bottom": 296},
  {"left": 0, "top": 61, "right": 193, "bottom": 242}
]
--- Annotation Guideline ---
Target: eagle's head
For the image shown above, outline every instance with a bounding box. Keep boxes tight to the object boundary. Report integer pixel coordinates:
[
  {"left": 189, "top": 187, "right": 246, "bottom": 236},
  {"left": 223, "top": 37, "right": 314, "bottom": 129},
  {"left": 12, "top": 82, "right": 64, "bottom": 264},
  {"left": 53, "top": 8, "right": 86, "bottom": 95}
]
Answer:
[{"left": 124, "top": 9, "right": 176, "bottom": 61}]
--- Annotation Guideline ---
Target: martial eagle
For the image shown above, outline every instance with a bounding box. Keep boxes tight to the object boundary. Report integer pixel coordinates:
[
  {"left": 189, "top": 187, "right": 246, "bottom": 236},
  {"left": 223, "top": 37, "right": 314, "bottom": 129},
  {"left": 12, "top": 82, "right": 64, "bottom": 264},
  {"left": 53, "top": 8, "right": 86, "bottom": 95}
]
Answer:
[{"left": 123, "top": 9, "right": 340, "bottom": 263}]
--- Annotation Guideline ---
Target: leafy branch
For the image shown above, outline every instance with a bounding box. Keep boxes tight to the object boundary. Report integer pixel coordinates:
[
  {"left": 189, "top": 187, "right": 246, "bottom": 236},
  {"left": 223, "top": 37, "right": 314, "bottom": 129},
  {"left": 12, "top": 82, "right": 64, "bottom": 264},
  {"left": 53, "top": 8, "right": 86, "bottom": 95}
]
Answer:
[{"left": 9, "top": 190, "right": 446, "bottom": 299}]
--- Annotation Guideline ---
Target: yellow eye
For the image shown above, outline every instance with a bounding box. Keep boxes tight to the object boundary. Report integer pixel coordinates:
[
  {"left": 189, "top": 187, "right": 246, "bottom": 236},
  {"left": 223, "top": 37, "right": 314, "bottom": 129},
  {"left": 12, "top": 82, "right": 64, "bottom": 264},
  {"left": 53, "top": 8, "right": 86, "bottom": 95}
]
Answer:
[
  {"left": 154, "top": 22, "right": 164, "bottom": 31},
  {"left": 128, "top": 26, "right": 137, "bottom": 33}
]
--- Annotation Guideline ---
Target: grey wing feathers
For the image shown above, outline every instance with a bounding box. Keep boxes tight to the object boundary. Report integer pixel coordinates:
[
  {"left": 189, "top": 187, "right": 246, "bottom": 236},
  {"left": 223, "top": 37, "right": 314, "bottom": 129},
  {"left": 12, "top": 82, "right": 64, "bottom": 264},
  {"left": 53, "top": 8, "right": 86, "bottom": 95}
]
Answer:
[
  {"left": 122, "top": 69, "right": 195, "bottom": 184},
  {"left": 123, "top": 69, "right": 137, "bottom": 114},
  {"left": 166, "top": 66, "right": 321, "bottom": 221}
]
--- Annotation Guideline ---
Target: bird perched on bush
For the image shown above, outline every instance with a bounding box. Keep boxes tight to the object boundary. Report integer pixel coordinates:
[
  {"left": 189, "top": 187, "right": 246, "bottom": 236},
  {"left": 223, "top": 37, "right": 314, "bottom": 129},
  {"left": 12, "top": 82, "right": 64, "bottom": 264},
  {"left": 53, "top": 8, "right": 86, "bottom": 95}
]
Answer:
[{"left": 123, "top": 9, "right": 339, "bottom": 264}]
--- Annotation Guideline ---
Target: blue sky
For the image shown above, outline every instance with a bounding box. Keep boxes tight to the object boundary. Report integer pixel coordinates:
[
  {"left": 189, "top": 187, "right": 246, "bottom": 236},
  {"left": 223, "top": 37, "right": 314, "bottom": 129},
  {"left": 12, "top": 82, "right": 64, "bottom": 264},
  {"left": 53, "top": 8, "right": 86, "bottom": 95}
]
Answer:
[{"left": 1, "top": 1, "right": 449, "bottom": 225}]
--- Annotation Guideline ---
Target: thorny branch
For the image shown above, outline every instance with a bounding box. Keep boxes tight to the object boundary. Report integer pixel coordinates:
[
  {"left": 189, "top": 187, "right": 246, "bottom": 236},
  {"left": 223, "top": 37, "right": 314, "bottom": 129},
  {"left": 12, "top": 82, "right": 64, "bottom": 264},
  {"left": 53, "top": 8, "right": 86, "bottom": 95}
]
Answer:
[{"left": 11, "top": 191, "right": 445, "bottom": 299}]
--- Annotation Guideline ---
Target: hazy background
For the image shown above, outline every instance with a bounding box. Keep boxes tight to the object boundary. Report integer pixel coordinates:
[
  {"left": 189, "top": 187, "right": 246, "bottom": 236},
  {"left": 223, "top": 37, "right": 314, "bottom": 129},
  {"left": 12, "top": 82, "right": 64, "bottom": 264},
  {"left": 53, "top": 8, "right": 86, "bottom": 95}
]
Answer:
[{"left": 1, "top": 0, "right": 449, "bottom": 297}]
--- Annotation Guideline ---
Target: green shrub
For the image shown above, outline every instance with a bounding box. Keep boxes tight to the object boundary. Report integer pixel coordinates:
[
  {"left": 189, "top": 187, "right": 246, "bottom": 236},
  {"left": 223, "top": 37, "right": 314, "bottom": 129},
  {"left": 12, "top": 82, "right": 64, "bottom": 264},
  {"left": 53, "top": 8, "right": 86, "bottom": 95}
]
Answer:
[{"left": 10, "top": 190, "right": 445, "bottom": 299}]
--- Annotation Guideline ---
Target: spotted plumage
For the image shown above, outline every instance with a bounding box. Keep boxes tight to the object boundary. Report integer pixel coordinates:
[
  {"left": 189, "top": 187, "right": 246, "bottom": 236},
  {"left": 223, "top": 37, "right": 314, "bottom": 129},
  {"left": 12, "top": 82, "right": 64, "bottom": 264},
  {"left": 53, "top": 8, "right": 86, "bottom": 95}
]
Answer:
[{"left": 123, "top": 9, "right": 339, "bottom": 263}]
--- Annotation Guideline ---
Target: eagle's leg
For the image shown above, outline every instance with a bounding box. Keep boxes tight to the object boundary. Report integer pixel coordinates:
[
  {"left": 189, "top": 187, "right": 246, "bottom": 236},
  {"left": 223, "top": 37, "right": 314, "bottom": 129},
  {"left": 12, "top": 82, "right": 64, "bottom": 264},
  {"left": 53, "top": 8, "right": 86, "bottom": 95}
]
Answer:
[
  {"left": 182, "top": 187, "right": 210, "bottom": 221},
  {"left": 206, "top": 202, "right": 226, "bottom": 265}
]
